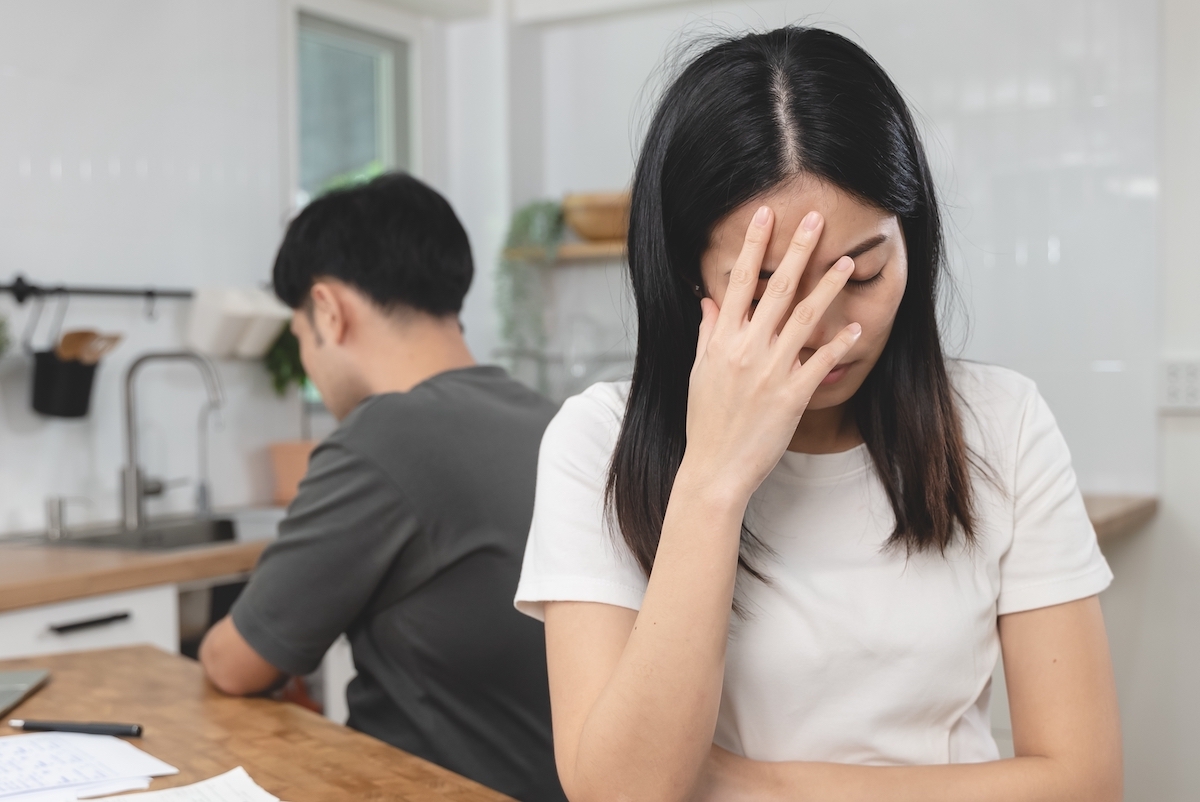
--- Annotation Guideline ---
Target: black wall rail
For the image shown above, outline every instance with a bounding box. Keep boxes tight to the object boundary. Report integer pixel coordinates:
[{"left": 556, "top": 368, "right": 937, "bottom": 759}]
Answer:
[{"left": 0, "top": 274, "right": 193, "bottom": 305}]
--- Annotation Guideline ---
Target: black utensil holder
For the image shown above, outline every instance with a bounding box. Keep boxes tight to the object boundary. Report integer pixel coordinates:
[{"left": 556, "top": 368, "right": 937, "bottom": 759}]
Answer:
[{"left": 32, "top": 350, "right": 97, "bottom": 418}]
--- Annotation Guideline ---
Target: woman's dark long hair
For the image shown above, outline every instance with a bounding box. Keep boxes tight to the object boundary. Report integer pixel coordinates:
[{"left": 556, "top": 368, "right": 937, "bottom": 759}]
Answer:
[{"left": 606, "top": 26, "right": 977, "bottom": 578}]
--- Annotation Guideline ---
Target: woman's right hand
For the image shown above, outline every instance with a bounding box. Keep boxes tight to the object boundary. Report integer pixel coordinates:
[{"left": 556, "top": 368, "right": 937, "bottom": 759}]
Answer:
[{"left": 680, "top": 205, "right": 861, "bottom": 504}]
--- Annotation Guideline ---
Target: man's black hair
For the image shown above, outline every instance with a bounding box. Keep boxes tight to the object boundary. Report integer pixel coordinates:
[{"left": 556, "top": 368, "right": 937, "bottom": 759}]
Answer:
[{"left": 273, "top": 172, "right": 473, "bottom": 315}]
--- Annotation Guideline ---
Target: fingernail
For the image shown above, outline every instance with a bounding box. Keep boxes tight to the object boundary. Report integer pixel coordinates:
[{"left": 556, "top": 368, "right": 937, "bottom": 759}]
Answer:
[
  {"left": 753, "top": 206, "right": 771, "bottom": 226},
  {"left": 802, "top": 211, "right": 821, "bottom": 231},
  {"left": 835, "top": 256, "right": 854, "bottom": 272},
  {"left": 848, "top": 322, "right": 862, "bottom": 338}
]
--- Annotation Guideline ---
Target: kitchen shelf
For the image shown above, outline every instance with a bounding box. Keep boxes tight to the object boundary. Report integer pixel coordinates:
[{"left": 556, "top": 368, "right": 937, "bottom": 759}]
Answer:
[
  {"left": 504, "top": 240, "right": 625, "bottom": 263},
  {"left": 0, "top": 273, "right": 192, "bottom": 305},
  {"left": 1083, "top": 494, "right": 1158, "bottom": 543}
]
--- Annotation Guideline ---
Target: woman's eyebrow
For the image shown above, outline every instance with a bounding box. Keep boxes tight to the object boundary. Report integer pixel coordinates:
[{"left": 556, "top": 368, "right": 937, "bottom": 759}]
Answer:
[
  {"left": 755, "top": 233, "right": 891, "bottom": 279},
  {"left": 833, "top": 233, "right": 889, "bottom": 267}
]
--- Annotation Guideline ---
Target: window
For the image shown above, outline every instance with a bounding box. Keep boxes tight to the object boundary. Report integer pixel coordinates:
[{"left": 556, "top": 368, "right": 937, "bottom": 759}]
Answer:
[{"left": 296, "top": 13, "right": 410, "bottom": 205}]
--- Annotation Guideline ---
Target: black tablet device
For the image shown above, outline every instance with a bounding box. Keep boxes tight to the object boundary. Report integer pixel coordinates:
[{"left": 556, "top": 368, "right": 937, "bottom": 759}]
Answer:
[{"left": 0, "top": 670, "right": 49, "bottom": 718}]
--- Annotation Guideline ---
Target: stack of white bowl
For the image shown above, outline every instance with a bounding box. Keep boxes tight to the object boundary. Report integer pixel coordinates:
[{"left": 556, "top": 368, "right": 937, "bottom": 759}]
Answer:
[{"left": 185, "top": 287, "right": 292, "bottom": 359}]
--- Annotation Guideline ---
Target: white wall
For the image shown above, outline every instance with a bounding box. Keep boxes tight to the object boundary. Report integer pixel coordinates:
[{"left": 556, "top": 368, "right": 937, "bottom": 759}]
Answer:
[
  {"left": 535, "top": 0, "right": 1159, "bottom": 494},
  {"left": 445, "top": 8, "right": 509, "bottom": 363},
  {"left": 1097, "top": 1, "right": 1200, "bottom": 798},
  {"left": 0, "top": 0, "right": 299, "bottom": 533},
  {"left": 0, "top": 0, "right": 504, "bottom": 535}
]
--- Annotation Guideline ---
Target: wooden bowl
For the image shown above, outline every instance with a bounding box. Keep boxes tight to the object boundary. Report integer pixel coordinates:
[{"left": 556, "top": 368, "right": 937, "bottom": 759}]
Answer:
[{"left": 562, "top": 191, "right": 630, "bottom": 242}]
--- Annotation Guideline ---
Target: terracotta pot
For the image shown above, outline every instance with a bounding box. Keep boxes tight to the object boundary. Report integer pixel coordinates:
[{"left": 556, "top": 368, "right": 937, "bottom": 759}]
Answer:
[
  {"left": 268, "top": 440, "right": 317, "bottom": 506},
  {"left": 562, "top": 191, "right": 630, "bottom": 241}
]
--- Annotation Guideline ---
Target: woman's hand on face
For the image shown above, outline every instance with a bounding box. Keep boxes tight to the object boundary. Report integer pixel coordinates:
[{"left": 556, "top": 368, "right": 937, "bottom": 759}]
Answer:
[{"left": 681, "top": 205, "right": 861, "bottom": 504}]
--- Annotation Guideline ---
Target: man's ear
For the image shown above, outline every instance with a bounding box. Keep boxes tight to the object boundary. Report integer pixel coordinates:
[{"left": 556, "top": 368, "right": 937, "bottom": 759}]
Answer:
[{"left": 308, "top": 281, "right": 351, "bottom": 346}]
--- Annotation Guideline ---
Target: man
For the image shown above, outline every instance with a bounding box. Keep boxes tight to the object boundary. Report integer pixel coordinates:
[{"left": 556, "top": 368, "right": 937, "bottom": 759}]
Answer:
[{"left": 199, "top": 173, "right": 564, "bottom": 802}]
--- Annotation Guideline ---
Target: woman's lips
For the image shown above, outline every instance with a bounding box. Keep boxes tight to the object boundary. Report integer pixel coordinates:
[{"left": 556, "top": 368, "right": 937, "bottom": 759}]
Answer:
[{"left": 819, "top": 363, "right": 853, "bottom": 386}]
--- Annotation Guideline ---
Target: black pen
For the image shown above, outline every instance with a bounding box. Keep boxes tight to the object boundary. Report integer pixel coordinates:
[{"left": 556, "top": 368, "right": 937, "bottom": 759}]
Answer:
[{"left": 8, "top": 719, "right": 143, "bottom": 737}]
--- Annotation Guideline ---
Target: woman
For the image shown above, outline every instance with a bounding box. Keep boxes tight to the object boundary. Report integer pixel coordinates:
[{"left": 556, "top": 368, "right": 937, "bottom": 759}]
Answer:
[{"left": 515, "top": 26, "right": 1121, "bottom": 802}]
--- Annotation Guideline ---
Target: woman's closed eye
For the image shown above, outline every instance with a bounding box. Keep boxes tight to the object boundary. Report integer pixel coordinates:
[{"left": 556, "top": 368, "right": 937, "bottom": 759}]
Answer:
[
  {"left": 847, "top": 269, "right": 886, "bottom": 289},
  {"left": 748, "top": 267, "right": 882, "bottom": 305}
]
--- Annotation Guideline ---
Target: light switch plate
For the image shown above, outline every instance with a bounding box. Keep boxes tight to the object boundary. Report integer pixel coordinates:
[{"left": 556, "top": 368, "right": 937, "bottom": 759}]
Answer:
[{"left": 1162, "top": 359, "right": 1200, "bottom": 412}]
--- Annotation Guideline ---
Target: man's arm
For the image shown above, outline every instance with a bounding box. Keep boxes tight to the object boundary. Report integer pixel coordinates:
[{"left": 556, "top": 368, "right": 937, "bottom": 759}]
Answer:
[
  {"left": 199, "top": 615, "right": 282, "bottom": 696},
  {"left": 197, "top": 440, "right": 416, "bottom": 697}
]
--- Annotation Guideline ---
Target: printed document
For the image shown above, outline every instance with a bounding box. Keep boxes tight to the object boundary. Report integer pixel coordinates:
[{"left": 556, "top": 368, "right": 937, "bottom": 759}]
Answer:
[
  {"left": 0, "top": 732, "right": 177, "bottom": 801},
  {"left": 94, "top": 768, "right": 279, "bottom": 801}
]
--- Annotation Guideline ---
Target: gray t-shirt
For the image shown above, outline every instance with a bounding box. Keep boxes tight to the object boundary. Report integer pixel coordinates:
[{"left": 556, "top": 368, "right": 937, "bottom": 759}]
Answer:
[{"left": 231, "top": 366, "right": 564, "bottom": 802}]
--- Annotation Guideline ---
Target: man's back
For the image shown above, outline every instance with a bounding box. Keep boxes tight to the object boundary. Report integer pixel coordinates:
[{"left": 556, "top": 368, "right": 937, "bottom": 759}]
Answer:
[{"left": 230, "top": 366, "right": 563, "bottom": 801}]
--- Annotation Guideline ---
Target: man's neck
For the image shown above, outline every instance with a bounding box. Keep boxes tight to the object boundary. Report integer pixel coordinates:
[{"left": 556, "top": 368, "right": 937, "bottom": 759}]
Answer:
[{"left": 358, "top": 314, "right": 476, "bottom": 396}]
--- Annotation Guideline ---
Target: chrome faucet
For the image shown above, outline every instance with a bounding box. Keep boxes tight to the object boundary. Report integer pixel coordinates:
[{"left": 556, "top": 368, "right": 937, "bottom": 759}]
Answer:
[{"left": 121, "top": 351, "right": 224, "bottom": 530}]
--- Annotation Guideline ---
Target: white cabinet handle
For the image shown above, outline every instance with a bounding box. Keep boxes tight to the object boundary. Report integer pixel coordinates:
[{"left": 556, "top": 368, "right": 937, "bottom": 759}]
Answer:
[{"left": 48, "top": 612, "right": 131, "bottom": 635}]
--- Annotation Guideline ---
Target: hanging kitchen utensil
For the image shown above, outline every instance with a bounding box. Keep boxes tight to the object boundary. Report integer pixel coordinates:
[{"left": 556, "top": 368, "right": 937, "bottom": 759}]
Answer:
[
  {"left": 26, "top": 302, "right": 98, "bottom": 419},
  {"left": 78, "top": 333, "right": 121, "bottom": 365},
  {"left": 55, "top": 329, "right": 98, "bottom": 361}
]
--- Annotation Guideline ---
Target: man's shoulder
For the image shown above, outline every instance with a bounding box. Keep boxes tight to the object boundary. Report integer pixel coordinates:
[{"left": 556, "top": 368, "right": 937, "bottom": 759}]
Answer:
[{"left": 328, "top": 366, "right": 556, "bottom": 458}]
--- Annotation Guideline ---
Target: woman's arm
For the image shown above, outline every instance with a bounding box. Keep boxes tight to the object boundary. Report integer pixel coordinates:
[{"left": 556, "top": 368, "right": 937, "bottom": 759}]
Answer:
[
  {"left": 544, "top": 206, "right": 862, "bottom": 802},
  {"left": 700, "top": 595, "right": 1122, "bottom": 802}
]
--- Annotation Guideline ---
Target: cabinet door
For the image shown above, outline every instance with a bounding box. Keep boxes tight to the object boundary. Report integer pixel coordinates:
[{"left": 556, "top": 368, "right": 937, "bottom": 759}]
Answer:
[
  {"left": 991, "top": 660, "right": 1014, "bottom": 758},
  {"left": 0, "top": 585, "right": 178, "bottom": 660},
  {"left": 321, "top": 634, "right": 356, "bottom": 724}
]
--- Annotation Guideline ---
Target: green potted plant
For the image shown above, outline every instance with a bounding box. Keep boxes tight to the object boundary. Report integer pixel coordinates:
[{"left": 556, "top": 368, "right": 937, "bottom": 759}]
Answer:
[
  {"left": 264, "top": 326, "right": 306, "bottom": 396},
  {"left": 496, "top": 201, "right": 564, "bottom": 392}
]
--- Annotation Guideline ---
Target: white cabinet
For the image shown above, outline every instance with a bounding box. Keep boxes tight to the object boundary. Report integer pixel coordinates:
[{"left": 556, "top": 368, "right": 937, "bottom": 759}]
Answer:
[
  {"left": 0, "top": 585, "right": 179, "bottom": 660},
  {"left": 320, "top": 635, "right": 356, "bottom": 724},
  {"left": 991, "top": 660, "right": 1015, "bottom": 758}
]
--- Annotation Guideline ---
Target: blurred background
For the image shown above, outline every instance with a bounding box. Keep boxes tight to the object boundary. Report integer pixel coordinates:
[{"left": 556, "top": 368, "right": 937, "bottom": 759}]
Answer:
[{"left": 0, "top": 1, "right": 1195, "bottom": 798}]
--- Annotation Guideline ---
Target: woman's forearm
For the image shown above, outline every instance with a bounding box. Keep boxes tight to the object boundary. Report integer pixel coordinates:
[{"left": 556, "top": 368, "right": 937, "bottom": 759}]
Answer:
[
  {"left": 706, "top": 749, "right": 1120, "bottom": 802},
  {"left": 566, "top": 465, "right": 747, "bottom": 802}
]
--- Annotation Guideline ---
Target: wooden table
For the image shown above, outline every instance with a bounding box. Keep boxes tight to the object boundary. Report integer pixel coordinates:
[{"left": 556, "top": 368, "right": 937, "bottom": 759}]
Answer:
[{"left": 0, "top": 646, "right": 512, "bottom": 802}]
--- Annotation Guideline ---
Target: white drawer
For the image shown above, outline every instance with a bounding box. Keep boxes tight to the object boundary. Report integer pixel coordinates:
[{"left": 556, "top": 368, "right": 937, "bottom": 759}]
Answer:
[{"left": 0, "top": 584, "right": 179, "bottom": 660}]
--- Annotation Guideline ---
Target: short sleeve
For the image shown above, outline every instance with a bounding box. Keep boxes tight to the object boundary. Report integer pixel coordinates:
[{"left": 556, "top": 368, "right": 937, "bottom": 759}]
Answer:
[
  {"left": 231, "top": 442, "right": 418, "bottom": 675},
  {"left": 997, "top": 386, "right": 1113, "bottom": 615},
  {"left": 514, "top": 385, "right": 648, "bottom": 622}
]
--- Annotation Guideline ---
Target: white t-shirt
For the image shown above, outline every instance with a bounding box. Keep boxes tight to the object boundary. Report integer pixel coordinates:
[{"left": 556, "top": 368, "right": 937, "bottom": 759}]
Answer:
[{"left": 514, "top": 361, "right": 1112, "bottom": 766}]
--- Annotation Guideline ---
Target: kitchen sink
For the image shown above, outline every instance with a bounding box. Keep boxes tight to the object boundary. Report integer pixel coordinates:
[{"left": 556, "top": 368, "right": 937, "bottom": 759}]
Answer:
[{"left": 44, "top": 516, "right": 236, "bottom": 550}]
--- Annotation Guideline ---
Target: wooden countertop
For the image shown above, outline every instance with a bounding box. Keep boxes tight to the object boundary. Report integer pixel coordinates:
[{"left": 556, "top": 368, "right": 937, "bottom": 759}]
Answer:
[
  {"left": 0, "top": 540, "right": 267, "bottom": 613},
  {"left": 1083, "top": 494, "right": 1158, "bottom": 543},
  {"left": 0, "top": 494, "right": 1155, "bottom": 615},
  {"left": 0, "top": 646, "right": 511, "bottom": 801}
]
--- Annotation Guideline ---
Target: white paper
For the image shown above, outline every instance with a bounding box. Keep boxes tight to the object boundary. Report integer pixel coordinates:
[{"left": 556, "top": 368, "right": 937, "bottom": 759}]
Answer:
[
  {"left": 0, "top": 733, "right": 176, "bottom": 799},
  {"left": 92, "top": 768, "right": 278, "bottom": 802},
  {"left": 75, "top": 779, "right": 153, "bottom": 800},
  {"left": 10, "top": 777, "right": 151, "bottom": 802}
]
